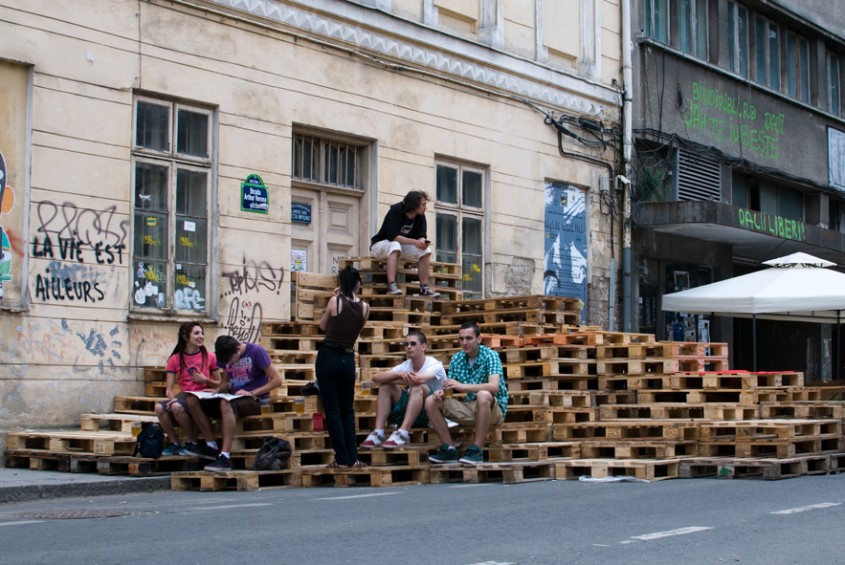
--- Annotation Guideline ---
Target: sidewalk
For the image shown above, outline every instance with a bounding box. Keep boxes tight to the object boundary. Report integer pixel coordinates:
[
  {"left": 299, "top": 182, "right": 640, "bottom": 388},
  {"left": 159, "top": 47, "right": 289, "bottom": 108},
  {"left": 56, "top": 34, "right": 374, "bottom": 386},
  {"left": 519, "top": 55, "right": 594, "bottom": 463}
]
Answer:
[{"left": 0, "top": 466, "right": 171, "bottom": 504}]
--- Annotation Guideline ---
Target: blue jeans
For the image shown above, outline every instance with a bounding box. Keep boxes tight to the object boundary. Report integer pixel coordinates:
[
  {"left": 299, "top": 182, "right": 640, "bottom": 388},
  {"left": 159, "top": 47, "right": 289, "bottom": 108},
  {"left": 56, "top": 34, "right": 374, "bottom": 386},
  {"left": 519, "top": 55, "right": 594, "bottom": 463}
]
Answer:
[{"left": 315, "top": 345, "right": 358, "bottom": 466}]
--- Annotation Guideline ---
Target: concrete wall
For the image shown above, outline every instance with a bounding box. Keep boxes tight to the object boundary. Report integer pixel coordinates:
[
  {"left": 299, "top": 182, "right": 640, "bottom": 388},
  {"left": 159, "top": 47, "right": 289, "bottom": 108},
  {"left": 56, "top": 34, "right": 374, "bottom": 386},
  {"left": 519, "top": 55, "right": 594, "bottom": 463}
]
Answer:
[{"left": 0, "top": 0, "right": 622, "bottom": 450}]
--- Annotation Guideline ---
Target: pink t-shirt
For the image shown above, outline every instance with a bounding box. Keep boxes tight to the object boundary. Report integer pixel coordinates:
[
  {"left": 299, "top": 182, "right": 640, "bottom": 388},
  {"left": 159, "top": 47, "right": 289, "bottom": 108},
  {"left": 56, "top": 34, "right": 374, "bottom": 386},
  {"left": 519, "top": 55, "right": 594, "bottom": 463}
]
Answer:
[{"left": 165, "top": 350, "right": 218, "bottom": 393}]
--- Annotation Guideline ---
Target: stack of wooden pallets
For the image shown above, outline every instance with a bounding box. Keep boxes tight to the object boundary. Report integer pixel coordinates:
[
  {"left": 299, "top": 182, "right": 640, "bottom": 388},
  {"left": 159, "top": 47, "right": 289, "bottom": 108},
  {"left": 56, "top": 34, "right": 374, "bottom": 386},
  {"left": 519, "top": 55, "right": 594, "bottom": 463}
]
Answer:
[{"left": 4, "top": 259, "right": 845, "bottom": 489}]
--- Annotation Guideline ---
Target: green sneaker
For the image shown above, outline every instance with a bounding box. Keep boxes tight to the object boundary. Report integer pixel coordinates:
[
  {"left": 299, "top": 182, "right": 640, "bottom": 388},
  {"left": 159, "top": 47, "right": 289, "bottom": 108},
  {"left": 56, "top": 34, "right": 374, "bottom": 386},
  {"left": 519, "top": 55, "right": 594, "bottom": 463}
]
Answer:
[
  {"left": 459, "top": 444, "right": 483, "bottom": 466},
  {"left": 428, "top": 444, "right": 458, "bottom": 464},
  {"left": 161, "top": 443, "right": 182, "bottom": 456}
]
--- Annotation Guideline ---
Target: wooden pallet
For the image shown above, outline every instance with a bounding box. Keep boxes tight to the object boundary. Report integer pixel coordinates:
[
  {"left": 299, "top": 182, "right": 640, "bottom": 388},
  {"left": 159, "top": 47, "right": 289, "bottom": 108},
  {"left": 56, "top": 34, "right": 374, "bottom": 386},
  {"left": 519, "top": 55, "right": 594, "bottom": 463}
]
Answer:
[
  {"left": 486, "top": 441, "right": 581, "bottom": 462},
  {"left": 300, "top": 465, "right": 430, "bottom": 487},
  {"left": 552, "top": 420, "right": 700, "bottom": 441},
  {"left": 699, "top": 419, "right": 842, "bottom": 442},
  {"left": 429, "top": 461, "right": 556, "bottom": 484},
  {"left": 679, "top": 454, "right": 834, "bottom": 480},
  {"left": 508, "top": 376, "right": 598, "bottom": 393},
  {"left": 759, "top": 402, "right": 845, "bottom": 419},
  {"left": 97, "top": 455, "right": 202, "bottom": 476},
  {"left": 79, "top": 413, "right": 158, "bottom": 433},
  {"left": 697, "top": 438, "right": 832, "bottom": 459},
  {"left": 579, "top": 440, "right": 698, "bottom": 459},
  {"left": 4, "top": 449, "right": 101, "bottom": 473},
  {"left": 554, "top": 458, "right": 681, "bottom": 481},
  {"left": 508, "top": 390, "right": 596, "bottom": 408},
  {"left": 113, "top": 396, "right": 161, "bottom": 415},
  {"left": 171, "top": 469, "right": 302, "bottom": 491},
  {"left": 6, "top": 431, "right": 137, "bottom": 456},
  {"left": 599, "top": 374, "right": 673, "bottom": 391}
]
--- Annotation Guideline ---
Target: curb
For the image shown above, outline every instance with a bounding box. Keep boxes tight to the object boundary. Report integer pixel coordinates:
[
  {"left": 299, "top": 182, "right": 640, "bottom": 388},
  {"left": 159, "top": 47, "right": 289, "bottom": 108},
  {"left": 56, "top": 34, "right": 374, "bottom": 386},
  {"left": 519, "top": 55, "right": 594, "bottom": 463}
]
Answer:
[{"left": 0, "top": 476, "right": 172, "bottom": 504}]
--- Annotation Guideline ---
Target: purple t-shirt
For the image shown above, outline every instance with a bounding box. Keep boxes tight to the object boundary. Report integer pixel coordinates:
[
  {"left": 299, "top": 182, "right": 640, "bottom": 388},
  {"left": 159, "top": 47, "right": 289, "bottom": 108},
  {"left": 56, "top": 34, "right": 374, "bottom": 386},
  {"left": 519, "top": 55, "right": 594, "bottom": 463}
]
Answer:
[{"left": 219, "top": 343, "right": 271, "bottom": 398}]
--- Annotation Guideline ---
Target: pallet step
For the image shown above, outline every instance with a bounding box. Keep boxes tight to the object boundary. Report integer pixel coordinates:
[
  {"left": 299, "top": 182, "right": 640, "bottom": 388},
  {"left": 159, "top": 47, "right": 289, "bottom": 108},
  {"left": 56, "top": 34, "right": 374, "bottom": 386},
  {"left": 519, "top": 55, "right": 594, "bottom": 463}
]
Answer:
[
  {"left": 171, "top": 469, "right": 302, "bottom": 491},
  {"left": 300, "top": 465, "right": 430, "bottom": 488},
  {"left": 679, "top": 454, "right": 836, "bottom": 480},
  {"left": 429, "top": 461, "right": 556, "bottom": 484},
  {"left": 554, "top": 458, "right": 681, "bottom": 481}
]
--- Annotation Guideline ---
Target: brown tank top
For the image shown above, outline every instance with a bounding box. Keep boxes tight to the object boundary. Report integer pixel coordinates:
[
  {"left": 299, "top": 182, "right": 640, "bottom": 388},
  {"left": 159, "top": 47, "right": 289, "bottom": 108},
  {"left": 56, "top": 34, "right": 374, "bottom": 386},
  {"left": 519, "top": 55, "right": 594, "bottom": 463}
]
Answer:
[{"left": 323, "top": 295, "right": 366, "bottom": 350}]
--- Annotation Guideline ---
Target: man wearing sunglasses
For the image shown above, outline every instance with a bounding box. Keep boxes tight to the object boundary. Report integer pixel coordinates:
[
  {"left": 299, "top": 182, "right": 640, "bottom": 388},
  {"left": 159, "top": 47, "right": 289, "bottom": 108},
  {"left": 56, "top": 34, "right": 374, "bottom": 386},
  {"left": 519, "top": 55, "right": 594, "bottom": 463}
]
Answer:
[{"left": 359, "top": 330, "right": 447, "bottom": 449}]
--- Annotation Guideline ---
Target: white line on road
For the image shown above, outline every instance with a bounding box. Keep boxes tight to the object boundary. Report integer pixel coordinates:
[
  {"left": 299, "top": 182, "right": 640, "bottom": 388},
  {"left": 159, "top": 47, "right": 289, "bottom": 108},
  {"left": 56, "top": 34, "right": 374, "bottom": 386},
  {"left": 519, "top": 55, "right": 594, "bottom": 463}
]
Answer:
[
  {"left": 464, "top": 562, "right": 516, "bottom": 565},
  {"left": 0, "top": 520, "right": 45, "bottom": 527},
  {"left": 187, "top": 503, "right": 274, "bottom": 511},
  {"left": 622, "top": 526, "right": 713, "bottom": 543},
  {"left": 771, "top": 502, "right": 841, "bottom": 515},
  {"left": 316, "top": 492, "right": 400, "bottom": 501}
]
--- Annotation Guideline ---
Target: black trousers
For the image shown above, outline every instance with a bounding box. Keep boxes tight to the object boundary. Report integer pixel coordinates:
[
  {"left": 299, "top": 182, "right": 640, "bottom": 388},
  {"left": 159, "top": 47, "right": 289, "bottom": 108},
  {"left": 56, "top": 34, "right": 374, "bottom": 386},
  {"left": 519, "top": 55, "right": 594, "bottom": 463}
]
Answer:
[{"left": 315, "top": 346, "right": 358, "bottom": 466}]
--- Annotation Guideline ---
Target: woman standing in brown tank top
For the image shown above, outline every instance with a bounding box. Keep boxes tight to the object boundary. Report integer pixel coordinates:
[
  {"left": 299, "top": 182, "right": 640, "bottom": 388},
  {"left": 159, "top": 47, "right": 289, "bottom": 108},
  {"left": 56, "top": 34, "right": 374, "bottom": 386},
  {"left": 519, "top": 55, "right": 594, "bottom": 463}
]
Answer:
[{"left": 316, "top": 266, "right": 370, "bottom": 468}]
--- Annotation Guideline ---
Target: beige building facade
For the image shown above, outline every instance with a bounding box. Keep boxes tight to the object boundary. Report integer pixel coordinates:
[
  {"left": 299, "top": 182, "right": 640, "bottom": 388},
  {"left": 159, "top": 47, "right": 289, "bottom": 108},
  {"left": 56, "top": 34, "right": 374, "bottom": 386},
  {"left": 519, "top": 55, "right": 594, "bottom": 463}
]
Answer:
[{"left": 0, "top": 0, "right": 624, "bottom": 445}]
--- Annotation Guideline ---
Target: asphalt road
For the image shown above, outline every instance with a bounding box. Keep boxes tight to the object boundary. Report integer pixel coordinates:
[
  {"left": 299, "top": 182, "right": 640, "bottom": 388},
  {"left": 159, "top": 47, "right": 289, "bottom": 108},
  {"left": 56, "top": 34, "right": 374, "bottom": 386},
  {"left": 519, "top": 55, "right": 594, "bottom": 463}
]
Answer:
[{"left": 0, "top": 474, "right": 843, "bottom": 565}]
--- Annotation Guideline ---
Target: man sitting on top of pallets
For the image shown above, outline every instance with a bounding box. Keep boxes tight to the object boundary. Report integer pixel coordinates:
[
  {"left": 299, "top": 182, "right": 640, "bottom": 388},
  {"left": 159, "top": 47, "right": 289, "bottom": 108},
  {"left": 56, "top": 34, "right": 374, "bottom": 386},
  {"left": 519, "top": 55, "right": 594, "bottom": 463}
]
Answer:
[
  {"left": 425, "top": 321, "right": 509, "bottom": 466},
  {"left": 359, "top": 330, "right": 447, "bottom": 449},
  {"left": 369, "top": 189, "right": 441, "bottom": 298}
]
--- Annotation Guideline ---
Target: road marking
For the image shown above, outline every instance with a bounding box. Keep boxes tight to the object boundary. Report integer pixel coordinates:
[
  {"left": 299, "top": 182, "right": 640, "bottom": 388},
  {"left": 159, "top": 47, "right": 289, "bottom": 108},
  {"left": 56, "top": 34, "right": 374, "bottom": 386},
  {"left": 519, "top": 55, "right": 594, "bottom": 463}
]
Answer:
[
  {"left": 187, "top": 503, "right": 273, "bottom": 511},
  {"left": 623, "top": 526, "right": 713, "bottom": 543},
  {"left": 464, "top": 562, "right": 516, "bottom": 565},
  {"left": 316, "top": 492, "right": 400, "bottom": 501},
  {"left": 0, "top": 520, "right": 45, "bottom": 527},
  {"left": 771, "top": 502, "right": 841, "bottom": 515}
]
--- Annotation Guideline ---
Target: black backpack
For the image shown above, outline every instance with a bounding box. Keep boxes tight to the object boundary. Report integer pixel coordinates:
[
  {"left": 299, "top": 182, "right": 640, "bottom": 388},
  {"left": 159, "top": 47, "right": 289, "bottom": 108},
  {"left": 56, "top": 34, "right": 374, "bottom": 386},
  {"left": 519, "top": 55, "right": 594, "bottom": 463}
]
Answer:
[
  {"left": 251, "top": 437, "right": 292, "bottom": 471},
  {"left": 134, "top": 422, "right": 165, "bottom": 459}
]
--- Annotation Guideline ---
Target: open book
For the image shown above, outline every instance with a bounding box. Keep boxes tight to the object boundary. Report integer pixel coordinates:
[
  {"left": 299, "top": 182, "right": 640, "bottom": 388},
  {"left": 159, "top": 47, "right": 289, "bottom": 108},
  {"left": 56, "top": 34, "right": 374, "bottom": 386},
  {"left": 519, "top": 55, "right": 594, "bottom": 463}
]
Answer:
[{"left": 186, "top": 390, "right": 241, "bottom": 401}]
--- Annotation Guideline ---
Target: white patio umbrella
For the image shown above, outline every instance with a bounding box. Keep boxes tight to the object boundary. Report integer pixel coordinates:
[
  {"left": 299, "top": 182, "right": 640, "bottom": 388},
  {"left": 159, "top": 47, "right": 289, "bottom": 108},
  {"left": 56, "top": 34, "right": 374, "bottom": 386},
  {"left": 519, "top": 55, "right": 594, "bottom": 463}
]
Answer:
[{"left": 661, "top": 252, "right": 845, "bottom": 372}]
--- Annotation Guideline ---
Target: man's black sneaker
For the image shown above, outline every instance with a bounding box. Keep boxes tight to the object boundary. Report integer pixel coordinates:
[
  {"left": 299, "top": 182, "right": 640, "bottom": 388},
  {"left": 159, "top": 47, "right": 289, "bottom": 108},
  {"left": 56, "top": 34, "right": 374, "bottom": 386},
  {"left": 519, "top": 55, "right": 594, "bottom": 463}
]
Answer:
[
  {"left": 183, "top": 443, "right": 220, "bottom": 461},
  {"left": 205, "top": 454, "right": 232, "bottom": 472}
]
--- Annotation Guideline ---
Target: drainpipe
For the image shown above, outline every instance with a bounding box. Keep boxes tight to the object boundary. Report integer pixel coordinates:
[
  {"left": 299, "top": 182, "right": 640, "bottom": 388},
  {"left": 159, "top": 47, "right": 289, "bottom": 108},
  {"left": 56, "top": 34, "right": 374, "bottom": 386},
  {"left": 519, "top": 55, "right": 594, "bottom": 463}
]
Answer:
[{"left": 621, "top": 0, "right": 634, "bottom": 332}]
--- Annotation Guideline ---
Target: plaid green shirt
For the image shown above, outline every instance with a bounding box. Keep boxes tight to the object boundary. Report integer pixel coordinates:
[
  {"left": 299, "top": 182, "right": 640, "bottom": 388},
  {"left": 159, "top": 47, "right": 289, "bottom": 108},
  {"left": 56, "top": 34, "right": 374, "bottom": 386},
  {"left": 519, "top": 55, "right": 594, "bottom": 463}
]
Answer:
[{"left": 448, "top": 344, "right": 508, "bottom": 416}]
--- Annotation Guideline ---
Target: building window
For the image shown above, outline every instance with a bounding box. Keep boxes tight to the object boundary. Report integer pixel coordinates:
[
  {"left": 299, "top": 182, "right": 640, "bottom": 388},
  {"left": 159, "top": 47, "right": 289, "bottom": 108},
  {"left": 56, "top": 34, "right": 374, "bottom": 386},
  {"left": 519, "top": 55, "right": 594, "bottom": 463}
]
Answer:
[
  {"left": 786, "top": 31, "right": 811, "bottom": 103},
  {"left": 830, "top": 199, "right": 842, "bottom": 232},
  {"left": 435, "top": 162, "right": 486, "bottom": 299},
  {"left": 644, "top": 0, "right": 669, "bottom": 43},
  {"left": 293, "top": 133, "right": 363, "bottom": 190},
  {"left": 727, "top": 1, "right": 749, "bottom": 78},
  {"left": 132, "top": 96, "right": 213, "bottom": 313},
  {"left": 753, "top": 16, "right": 780, "bottom": 91},
  {"left": 828, "top": 51, "right": 842, "bottom": 116},
  {"left": 678, "top": 0, "right": 707, "bottom": 59}
]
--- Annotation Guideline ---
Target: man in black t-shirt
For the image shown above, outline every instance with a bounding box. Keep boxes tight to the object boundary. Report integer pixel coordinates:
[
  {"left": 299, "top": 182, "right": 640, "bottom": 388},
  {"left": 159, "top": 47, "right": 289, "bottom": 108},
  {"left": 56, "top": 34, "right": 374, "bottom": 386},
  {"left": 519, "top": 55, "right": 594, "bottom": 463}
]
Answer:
[{"left": 370, "top": 190, "right": 441, "bottom": 297}]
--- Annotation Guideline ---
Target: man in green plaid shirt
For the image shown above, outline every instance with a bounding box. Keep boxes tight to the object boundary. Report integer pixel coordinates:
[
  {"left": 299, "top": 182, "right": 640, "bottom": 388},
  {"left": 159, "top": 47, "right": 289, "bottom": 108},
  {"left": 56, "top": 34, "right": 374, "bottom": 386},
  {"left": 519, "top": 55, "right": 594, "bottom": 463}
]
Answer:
[{"left": 425, "top": 321, "right": 508, "bottom": 465}]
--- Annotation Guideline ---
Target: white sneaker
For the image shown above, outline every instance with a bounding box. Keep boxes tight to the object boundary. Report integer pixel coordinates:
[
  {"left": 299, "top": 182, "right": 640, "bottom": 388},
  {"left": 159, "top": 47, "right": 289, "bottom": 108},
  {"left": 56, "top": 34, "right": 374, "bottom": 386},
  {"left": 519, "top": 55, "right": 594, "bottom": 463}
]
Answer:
[
  {"left": 420, "top": 285, "right": 441, "bottom": 298},
  {"left": 387, "top": 282, "right": 403, "bottom": 295},
  {"left": 360, "top": 431, "right": 385, "bottom": 448},
  {"left": 382, "top": 431, "right": 409, "bottom": 448}
]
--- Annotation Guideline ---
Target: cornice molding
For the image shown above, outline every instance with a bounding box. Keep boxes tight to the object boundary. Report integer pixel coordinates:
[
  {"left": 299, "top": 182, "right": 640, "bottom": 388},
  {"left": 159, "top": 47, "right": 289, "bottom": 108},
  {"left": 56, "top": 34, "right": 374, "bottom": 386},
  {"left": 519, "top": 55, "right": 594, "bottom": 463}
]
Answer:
[{"left": 202, "top": 0, "right": 619, "bottom": 120}]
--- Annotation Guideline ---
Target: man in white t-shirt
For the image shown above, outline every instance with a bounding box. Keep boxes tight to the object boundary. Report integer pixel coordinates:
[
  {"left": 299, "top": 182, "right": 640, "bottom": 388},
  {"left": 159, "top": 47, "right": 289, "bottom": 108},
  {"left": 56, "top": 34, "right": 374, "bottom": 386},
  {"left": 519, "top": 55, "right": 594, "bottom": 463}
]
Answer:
[{"left": 359, "top": 330, "right": 447, "bottom": 448}]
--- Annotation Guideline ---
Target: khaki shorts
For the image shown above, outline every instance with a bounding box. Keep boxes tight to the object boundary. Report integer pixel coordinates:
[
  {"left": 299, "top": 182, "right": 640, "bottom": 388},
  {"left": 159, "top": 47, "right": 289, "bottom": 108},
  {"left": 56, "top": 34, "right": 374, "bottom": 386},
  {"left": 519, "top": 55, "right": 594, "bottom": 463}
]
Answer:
[
  {"left": 370, "top": 240, "right": 431, "bottom": 261},
  {"left": 443, "top": 398, "right": 504, "bottom": 427}
]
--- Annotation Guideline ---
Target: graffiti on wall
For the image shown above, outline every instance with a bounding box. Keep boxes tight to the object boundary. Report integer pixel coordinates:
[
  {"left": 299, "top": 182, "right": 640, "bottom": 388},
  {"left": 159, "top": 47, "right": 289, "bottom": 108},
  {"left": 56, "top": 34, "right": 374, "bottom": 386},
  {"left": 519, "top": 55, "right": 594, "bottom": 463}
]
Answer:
[
  {"left": 543, "top": 182, "right": 587, "bottom": 321},
  {"left": 683, "top": 82, "right": 785, "bottom": 160},
  {"left": 9, "top": 319, "right": 123, "bottom": 373},
  {"left": 220, "top": 257, "right": 285, "bottom": 342},
  {"left": 30, "top": 201, "right": 128, "bottom": 305},
  {"left": 737, "top": 208, "right": 806, "bottom": 241},
  {"left": 33, "top": 201, "right": 128, "bottom": 253},
  {"left": 0, "top": 150, "right": 18, "bottom": 298}
]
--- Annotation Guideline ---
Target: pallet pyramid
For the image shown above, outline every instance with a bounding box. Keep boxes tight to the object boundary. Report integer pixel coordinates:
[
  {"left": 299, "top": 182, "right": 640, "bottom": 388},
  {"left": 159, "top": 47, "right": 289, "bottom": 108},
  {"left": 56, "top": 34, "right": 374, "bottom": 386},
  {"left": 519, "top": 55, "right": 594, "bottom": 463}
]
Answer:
[{"left": 5, "top": 257, "right": 845, "bottom": 490}]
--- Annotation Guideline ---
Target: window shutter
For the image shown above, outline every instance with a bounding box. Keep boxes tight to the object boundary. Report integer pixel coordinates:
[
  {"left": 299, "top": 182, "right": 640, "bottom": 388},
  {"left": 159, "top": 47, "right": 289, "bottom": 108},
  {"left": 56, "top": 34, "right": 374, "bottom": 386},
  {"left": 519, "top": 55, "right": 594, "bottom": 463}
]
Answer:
[{"left": 677, "top": 149, "right": 721, "bottom": 201}]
